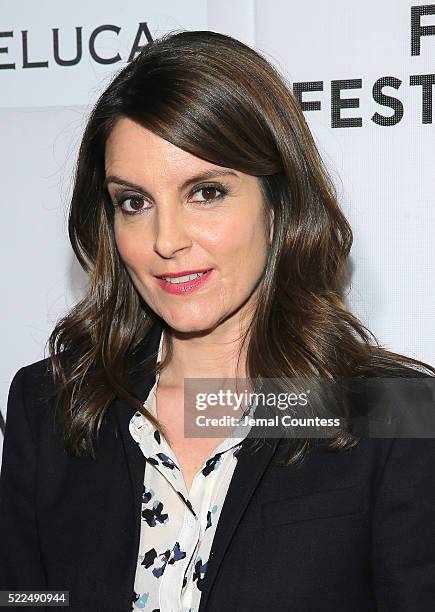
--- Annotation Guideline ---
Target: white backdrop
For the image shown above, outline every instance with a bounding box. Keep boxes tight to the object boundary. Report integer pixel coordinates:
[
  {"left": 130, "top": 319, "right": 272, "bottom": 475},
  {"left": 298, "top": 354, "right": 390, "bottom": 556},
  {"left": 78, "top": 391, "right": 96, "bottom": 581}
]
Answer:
[{"left": 1, "top": 0, "right": 434, "bottom": 460}]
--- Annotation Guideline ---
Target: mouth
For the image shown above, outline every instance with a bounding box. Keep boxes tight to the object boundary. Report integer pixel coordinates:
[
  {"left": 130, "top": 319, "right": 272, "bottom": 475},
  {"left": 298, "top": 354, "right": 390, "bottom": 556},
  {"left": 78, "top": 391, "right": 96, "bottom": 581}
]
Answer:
[
  {"left": 155, "top": 268, "right": 212, "bottom": 281},
  {"left": 155, "top": 269, "right": 213, "bottom": 294}
]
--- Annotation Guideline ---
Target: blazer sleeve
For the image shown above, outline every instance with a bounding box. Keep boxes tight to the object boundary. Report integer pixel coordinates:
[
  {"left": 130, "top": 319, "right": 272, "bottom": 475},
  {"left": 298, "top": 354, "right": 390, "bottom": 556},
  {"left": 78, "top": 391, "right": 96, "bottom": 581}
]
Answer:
[
  {"left": 372, "top": 437, "right": 435, "bottom": 610},
  {"left": 0, "top": 367, "right": 47, "bottom": 590}
]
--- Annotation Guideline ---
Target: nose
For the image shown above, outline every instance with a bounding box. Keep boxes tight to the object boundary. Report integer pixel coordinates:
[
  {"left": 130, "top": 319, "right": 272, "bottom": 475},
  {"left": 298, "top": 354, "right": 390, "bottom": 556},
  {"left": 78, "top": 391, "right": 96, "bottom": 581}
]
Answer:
[{"left": 153, "top": 205, "right": 192, "bottom": 258}]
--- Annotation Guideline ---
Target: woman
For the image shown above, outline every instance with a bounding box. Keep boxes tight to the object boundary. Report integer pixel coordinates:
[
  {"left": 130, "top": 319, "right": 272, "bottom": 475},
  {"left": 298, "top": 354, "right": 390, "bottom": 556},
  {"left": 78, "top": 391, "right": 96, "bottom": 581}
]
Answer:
[{"left": 1, "top": 29, "right": 434, "bottom": 612}]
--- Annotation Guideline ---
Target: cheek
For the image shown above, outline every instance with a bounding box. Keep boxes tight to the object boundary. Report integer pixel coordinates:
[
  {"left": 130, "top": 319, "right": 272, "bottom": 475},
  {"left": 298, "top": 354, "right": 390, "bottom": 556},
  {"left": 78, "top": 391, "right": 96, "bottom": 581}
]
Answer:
[
  {"left": 208, "top": 209, "right": 266, "bottom": 251},
  {"left": 114, "top": 223, "right": 149, "bottom": 269},
  {"left": 228, "top": 212, "right": 268, "bottom": 261},
  {"left": 212, "top": 213, "right": 269, "bottom": 287}
]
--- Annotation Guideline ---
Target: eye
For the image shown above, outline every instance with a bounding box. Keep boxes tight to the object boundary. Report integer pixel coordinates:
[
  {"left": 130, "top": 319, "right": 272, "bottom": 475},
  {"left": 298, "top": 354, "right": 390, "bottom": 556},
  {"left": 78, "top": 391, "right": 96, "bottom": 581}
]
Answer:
[
  {"left": 115, "top": 194, "right": 150, "bottom": 216},
  {"left": 189, "top": 183, "right": 228, "bottom": 204}
]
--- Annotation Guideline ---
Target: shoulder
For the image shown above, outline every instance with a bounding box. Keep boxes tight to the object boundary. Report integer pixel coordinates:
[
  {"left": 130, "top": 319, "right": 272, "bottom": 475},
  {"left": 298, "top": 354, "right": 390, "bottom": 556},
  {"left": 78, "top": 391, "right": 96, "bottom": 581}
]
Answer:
[
  {"left": 6, "top": 356, "right": 59, "bottom": 443},
  {"left": 373, "top": 367, "right": 434, "bottom": 437},
  {"left": 8, "top": 356, "right": 55, "bottom": 409},
  {"left": 11, "top": 356, "right": 53, "bottom": 389},
  {"left": 366, "top": 352, "right": 435, "bottom": 380}
]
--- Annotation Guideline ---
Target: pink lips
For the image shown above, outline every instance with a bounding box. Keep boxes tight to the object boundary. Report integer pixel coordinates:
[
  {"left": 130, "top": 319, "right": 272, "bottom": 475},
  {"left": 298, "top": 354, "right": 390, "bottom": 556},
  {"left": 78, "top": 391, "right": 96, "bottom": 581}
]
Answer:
[{"left": 156, "top": 269, "right": 213, "bottom": 294}]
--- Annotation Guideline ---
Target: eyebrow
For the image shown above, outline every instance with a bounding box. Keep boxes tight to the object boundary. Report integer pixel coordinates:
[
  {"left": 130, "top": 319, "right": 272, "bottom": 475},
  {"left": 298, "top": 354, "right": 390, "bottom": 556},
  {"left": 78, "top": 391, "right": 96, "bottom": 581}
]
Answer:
[{"left": 104, "top": 168, "right": 239, "bottom": 193}]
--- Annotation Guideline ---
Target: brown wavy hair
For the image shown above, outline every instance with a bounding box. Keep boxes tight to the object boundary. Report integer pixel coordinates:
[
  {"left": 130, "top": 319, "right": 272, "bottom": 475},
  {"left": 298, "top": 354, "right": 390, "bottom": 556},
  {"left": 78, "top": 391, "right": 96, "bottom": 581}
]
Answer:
[{"left": 47, "top": 29, "right": 435, "bottom": 463}]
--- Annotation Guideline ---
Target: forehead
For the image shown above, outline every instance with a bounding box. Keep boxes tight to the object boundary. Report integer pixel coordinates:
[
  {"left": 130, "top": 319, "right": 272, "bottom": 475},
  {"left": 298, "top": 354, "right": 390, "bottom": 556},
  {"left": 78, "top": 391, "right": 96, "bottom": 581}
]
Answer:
[{"left": 105, "top": 117, "right": 228, "bottom": 179}]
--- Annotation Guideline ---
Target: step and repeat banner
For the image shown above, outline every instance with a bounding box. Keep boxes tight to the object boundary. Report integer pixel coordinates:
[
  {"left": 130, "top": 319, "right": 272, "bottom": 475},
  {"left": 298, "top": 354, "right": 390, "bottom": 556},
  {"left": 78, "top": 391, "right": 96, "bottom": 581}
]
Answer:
[{"left": 1, "top": 0, "right": 434, "bottom": 456}]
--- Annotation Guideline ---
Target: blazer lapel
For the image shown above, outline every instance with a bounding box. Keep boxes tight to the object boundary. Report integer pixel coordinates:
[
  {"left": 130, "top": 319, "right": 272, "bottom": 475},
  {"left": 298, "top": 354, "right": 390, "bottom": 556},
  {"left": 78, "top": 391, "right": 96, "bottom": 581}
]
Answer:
[
  {"left": 113, "top": 318, "right": 164, "bottom": 608},
  {"left": 198, "top": 434, "right": 281, "bottom": 611}
]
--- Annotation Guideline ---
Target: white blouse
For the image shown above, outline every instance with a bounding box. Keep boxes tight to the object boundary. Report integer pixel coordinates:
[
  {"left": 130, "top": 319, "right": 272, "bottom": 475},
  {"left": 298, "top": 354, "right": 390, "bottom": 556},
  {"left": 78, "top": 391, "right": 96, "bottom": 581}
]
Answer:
[{"left": 129, "top": 332, "right": 255, "bottom": 612}]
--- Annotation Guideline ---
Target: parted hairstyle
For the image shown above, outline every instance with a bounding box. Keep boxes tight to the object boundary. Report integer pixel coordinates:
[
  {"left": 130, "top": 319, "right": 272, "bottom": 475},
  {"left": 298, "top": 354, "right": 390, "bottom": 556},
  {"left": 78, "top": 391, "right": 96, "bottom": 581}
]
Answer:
[{"left": 47, "top": 29, "right": 435, "bottom": 464}]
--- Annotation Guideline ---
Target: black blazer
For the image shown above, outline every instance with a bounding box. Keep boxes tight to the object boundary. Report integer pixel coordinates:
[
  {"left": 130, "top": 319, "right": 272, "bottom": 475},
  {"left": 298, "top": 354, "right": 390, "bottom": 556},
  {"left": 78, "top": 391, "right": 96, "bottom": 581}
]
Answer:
[{"left": 1, "top": 321, "right": 435, "bottom": 611}]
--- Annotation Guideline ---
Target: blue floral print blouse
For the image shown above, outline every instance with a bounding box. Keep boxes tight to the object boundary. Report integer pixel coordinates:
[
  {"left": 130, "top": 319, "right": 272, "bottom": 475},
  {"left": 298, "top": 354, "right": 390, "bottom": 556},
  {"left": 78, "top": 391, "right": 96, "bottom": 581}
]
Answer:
[{"left": 129, "top": 332, "right": 255, "bottom": 611}]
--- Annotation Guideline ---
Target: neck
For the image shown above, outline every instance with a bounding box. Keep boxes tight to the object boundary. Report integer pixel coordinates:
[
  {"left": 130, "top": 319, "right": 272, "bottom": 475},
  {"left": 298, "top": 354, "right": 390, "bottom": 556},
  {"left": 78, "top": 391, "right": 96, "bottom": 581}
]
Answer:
[{"left": 159, "top": 318, "right": 252, "bottom": 388}]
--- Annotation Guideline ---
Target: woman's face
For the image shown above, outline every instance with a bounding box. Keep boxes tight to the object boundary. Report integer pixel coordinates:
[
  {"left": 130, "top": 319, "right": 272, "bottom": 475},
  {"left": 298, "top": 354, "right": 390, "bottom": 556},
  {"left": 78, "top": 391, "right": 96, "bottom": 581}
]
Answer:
[{"left": 105, "top": 117, "right": 272, "bottom": 334}]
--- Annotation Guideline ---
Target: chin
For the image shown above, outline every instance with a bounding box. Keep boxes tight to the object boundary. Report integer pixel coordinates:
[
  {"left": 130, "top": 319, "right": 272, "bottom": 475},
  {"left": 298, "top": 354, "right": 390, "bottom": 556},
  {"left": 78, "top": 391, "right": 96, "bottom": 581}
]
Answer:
[{"left": 160, "top": 311, "right": 220, "bottom": 336}]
